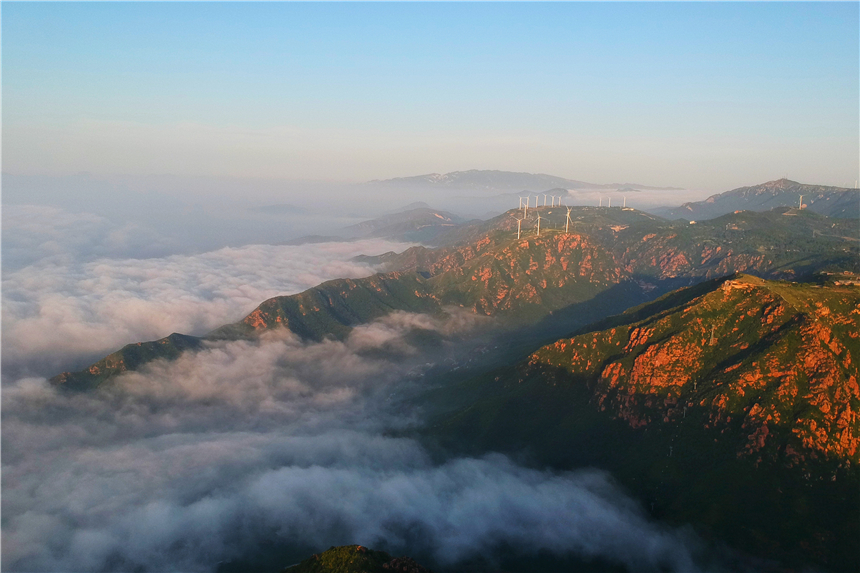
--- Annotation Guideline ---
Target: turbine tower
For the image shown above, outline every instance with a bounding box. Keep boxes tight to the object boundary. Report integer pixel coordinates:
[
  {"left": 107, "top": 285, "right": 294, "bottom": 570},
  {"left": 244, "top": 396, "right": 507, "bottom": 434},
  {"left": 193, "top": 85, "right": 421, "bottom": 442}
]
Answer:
[
  {"left": 536, "top": 214, "right": 542, "bottom": 236},
  {"left": 623, "top": 196, "right": 626, "bottom": 208},
  {"left": 599, "top": 197, "right": 603, "bottom": 207},
  {"left": 608, "top": 197, "right": 611, "bottom": 208},
  {"left": 799, "top": 195, "right": 804, "bottom": 209},
  {"left": 543, "top": 193, "right": 548, "bottom": 206},
  {"left": 565, "top": 207, "right": 573, "bottom": 233},
  {"left": 516, "top": 217, "right": 524, "bottom": 239}
]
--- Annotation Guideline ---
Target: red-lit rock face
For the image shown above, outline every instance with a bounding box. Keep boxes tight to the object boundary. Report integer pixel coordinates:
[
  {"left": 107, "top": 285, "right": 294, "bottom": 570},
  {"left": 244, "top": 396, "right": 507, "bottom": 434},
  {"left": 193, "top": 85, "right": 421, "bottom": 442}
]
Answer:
[
  {"left": 50, "top": 207, "right": 860, "bottom": 391},
  {"left": 530, "top": 276, "right": 860, "bottom": 469},
  {"left": 425, "top": 231, "right": 622, "bottom": 316}
]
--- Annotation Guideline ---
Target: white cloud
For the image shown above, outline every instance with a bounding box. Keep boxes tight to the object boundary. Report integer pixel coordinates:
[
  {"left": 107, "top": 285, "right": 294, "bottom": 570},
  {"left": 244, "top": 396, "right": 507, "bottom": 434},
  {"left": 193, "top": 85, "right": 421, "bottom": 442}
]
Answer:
[
  {"left": 2, "top": 205, "right": 414, "bottom": 377},
  {"left": 2, "top": 319, "right": 704, "bottom": 573},
  {"left": 2, "top": 204, "right": 713, "bottom": 573},
  {"left": 2, "top": 204, "right": 174, "bottom": 270}
]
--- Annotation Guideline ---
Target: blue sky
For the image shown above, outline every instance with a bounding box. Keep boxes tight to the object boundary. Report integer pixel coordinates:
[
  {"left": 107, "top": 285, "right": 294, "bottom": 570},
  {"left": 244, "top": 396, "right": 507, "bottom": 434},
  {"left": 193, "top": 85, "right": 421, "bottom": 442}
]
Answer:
[{"left": 3, "top": 2, "right": 858, "bottom": 190}]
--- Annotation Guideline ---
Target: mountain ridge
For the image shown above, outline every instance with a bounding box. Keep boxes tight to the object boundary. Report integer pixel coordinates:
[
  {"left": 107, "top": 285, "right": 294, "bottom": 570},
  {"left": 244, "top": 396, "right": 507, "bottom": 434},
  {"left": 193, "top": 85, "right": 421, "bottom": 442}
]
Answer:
[
  {"left": 652, "top": 179, "right": 859, "bottom": 221},
  {"left": 51, "top": 207, "right": 859, "bottom": 390},
  {"left": 367, "top": 169, "right": 684, "bottom": 192}
]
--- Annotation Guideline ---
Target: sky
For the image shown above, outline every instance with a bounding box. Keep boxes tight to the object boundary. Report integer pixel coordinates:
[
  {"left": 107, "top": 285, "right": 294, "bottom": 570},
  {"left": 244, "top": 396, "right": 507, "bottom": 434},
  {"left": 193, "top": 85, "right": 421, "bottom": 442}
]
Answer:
[{"left": 3, "top": 2, "right": 858, "bottom": 191}]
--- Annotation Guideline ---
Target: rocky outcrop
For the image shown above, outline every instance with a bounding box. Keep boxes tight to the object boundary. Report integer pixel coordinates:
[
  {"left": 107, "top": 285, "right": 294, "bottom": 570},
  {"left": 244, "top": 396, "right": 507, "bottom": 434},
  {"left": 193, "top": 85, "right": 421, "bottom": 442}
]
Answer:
[
  {"left": 530, "top": 274, "right": 860, "bottom": 469},
  {"left": 282, "top": 545, "right": 431, "bottom": 573}
]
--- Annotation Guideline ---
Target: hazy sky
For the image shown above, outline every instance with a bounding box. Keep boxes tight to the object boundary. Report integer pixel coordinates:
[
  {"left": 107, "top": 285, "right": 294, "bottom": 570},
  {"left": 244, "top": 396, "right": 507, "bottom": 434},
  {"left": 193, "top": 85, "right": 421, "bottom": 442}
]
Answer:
[{"left": 3, "top": 2, "right": 858, "bottom": 190}]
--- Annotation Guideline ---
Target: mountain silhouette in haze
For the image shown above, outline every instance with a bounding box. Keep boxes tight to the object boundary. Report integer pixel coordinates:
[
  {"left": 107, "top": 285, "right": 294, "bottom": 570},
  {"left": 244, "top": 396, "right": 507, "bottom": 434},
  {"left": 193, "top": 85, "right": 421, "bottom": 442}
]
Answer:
[
  {"left": 368, "top": 169, "right": 684, "bottom": 192},
  {"left": 652, "top": 178, "right": 860, "bottom": 221}
]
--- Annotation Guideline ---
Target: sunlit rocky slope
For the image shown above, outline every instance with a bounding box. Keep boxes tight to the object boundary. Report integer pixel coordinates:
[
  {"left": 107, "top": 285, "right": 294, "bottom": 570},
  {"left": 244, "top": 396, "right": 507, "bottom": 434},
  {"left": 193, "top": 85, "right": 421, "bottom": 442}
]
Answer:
[
  {"left": 429, "top": 273, "right": 859, "bottom": 571},
  {"left": 53, "top": 206, "right": 858, "bottom": 390}
]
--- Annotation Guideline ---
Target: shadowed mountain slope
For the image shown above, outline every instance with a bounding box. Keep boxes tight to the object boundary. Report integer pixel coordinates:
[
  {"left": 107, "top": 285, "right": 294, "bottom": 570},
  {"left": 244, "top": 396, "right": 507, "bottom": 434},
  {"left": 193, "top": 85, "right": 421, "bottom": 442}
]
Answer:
[{"left": 428, "top": 274, "right": 859, "bottom": 571}]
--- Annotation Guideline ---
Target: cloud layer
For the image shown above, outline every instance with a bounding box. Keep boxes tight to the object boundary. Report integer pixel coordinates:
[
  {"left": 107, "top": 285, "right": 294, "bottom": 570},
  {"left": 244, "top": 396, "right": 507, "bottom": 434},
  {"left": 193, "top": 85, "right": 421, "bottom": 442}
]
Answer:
[
  {"left": 3, "top": 317, "right": 705, "bottom": 573},
  {"left": 3, "top": 204, "right": 412, "bottom": 377},
  {"left": 4, "top": 203, "right": 713, "bottom": 573}
]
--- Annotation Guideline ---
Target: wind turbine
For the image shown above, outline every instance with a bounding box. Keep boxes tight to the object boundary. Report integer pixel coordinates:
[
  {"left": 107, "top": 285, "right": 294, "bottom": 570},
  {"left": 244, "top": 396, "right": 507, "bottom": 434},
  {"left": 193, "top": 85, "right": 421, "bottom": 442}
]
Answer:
[
  {"left": 599, "top": 197, "right": 603, "bottom": 207},
  {"left": 536, "top": 214, "right": 542, "bottom": 236},
  {"left": 565, "top": 207, "right": 573, "bottom": 233},
  {"left": 515, "top": 217, "right": 524, "bottom": 239},
  {"left": 623, "top": 196, "right": 626, "bottom": 208},
  {"left": 608, "top": 197, "right": 611, "bottom": 208}
]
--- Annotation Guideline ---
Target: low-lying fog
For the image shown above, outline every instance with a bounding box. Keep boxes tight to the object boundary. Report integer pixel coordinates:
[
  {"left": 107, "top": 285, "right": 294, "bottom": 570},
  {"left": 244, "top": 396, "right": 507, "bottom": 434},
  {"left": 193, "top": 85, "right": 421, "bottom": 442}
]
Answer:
[
  {"left": 2, "top": 172, "right": 712, "bottom": 253},
  {"left": 3, "top": 174, "right": 717, "bottom": 572}
]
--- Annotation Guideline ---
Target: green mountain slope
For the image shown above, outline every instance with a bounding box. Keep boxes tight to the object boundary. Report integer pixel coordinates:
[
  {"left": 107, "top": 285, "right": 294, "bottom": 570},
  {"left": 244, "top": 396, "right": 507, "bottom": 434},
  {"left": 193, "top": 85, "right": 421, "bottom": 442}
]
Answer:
[
  {"left": 427, "top": 274, "right": 860, "bottom": 571},
  {"left": 52, "top": 333, "right": 204, "bottom": 390},
  {"left": 206, "top": 272, "right": 442, "bottom": 342},
  {"left": 52, "top": 207, "right": 858, "bottom": 390}
]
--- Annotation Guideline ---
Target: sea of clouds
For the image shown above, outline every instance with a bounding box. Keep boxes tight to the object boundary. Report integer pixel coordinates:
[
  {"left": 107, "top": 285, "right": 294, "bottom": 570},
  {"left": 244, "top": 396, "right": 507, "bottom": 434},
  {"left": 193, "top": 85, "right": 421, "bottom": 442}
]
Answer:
[
  {"left": 3, "top": 203, "right": 715, "bottom": 572},
  {"left": 2, "top": 204, "right": 415, "bottom": 378}
]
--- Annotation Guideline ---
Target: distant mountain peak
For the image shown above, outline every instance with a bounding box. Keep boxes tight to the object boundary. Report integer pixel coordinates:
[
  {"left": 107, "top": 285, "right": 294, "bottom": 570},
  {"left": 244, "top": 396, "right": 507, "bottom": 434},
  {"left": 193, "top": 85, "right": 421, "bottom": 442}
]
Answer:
[
  {"left": 760, "top": 178, "right": 799, "bottom": 189},
  {"left": 367, "top": 170, "right": 680, "bottom": 192},
  {"left": 654, "top": 179, "right": 858, "bottom": 221}
]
